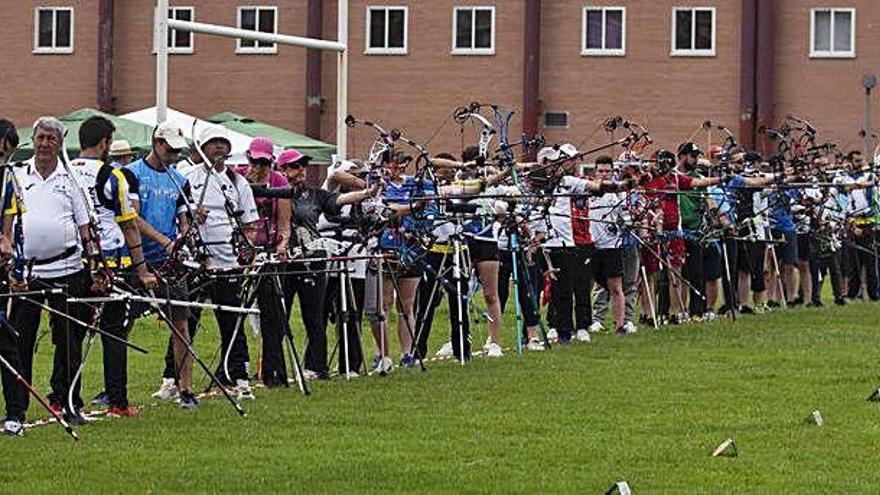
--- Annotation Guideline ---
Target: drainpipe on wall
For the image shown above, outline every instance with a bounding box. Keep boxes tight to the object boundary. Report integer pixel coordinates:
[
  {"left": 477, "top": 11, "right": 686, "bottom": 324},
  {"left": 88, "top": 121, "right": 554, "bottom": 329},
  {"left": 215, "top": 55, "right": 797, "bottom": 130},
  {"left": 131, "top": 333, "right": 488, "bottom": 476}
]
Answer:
[
  {"left": 739, "top": 0, "right": 757, "bottom": 151},
  {"left": 755, "top": 0, "right": 775, "bottom": 156},
  {"left": 306, "top": 0, "right": 324, "bottom": 184},
  {"left": 98, "top": 0, "right": 114, "bottom": 113},
  {"left": 522, "top": 0, "right": 541, "bottom": 161}
]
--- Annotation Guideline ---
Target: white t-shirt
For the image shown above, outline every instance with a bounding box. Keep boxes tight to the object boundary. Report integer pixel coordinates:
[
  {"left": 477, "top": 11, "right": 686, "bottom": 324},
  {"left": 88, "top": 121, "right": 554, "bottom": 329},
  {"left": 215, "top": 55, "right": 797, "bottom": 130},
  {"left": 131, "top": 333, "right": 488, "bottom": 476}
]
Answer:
[
  {"left": 68, "top": 157, "right": 126, "bottom": 251},
  {"left": 590, "top": 192, "right": 625, "bottom": 249},
  {"left": 183, "top": 164, "right": 259, "bottom": 269},
  {"left": 14, "top": 158, "right": 91, "bottom": 278},
  {"left": 493, "top": 185, "right": 548, "bottom": 250},
  {"left": 545, "top": 175, "right": 589, "bottom": 248}
]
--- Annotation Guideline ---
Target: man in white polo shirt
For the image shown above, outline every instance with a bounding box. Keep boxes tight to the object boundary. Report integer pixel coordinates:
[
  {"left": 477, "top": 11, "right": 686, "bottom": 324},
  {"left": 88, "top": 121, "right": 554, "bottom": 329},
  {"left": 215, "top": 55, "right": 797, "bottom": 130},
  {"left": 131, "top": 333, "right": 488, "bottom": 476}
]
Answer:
[{"left": 1, "top": 116, "right": 96, "bottom": 430}]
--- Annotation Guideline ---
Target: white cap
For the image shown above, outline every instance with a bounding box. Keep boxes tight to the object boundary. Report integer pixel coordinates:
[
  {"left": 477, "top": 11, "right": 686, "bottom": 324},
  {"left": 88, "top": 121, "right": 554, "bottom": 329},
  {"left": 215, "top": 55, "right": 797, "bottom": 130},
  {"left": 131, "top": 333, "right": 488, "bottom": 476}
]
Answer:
[
  {"left": 155, "top": 121, "right": 187, "bottom": 150},
  {"left": 198, "top": 125, "right": 231, "bottom": 149},
  {"left": 536, "top": 143, "right": 579, "bottom": 163}
]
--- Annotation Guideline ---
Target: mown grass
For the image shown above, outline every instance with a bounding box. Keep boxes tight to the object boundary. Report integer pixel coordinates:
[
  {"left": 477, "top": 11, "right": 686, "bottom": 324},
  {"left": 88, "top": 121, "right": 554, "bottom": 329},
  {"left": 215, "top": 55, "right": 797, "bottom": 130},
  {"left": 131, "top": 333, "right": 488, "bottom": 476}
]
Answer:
[{"left": 2, "top": 298, "right": 880, "bottom": 493}]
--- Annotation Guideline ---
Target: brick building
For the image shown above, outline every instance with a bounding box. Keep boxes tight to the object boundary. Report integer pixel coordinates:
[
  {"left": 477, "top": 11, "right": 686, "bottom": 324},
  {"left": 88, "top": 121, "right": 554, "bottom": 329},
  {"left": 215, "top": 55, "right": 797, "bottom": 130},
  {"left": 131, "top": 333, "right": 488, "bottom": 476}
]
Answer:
[{"left": 1, "top": 1, "right": 876, "bottom": 161}]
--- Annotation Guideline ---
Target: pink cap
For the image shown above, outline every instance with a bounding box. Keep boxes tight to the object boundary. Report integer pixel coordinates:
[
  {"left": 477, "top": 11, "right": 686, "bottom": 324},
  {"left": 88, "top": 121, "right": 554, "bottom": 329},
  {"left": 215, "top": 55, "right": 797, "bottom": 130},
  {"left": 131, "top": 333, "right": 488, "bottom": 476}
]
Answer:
[
  {"left": 248, "top": 137, "right": 275, "bottom": 161},
  {"left": 277, "top": 148, "right": 312, "bottom": 167}
]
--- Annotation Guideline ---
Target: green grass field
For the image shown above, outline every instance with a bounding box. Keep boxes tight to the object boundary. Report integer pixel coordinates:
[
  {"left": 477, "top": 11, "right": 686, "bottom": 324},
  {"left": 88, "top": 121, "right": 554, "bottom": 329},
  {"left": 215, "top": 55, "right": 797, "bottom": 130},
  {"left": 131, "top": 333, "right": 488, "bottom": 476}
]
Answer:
[{"left": 3, "top": 299, "right": 880, "bottom": 493}]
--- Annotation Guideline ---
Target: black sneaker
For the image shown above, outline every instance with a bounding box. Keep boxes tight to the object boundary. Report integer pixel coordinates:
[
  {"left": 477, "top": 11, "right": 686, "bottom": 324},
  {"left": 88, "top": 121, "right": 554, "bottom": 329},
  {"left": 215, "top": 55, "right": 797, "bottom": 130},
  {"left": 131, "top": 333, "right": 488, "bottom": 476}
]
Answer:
[
  {"left": 91, "top": 391, "right": 110, "bottom": 407},
  {"left": 766, "top": 300, "right": 781, "bottom": 309},
  {"left": 788, "top": 298, "right": 803, "bottom": 307},
  {"left": 63, "top": 410, "right": 89, "bottom": 426},
  {"left": 739, "top": 305, "right": 755, "bottom": 314},
  {"left": 807, "top": 300, "right": 823, "bottom": 308},
  {"left": 835, "top": 298, "right": 847, "bottom": 306},
  {"left": 179, "top": 391, "right": 199, "bottom": 410}
]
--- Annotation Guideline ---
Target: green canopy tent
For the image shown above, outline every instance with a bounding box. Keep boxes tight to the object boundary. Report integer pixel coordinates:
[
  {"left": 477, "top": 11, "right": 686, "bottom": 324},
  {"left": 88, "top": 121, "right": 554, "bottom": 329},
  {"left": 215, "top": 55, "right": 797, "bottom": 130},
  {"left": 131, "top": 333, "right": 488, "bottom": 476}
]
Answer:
[
  {"left": 208, "top": 112, "right": 336, "bottom": 164},
  {"left": 13, "top": 108, "right": 156, "bottom": 161}
]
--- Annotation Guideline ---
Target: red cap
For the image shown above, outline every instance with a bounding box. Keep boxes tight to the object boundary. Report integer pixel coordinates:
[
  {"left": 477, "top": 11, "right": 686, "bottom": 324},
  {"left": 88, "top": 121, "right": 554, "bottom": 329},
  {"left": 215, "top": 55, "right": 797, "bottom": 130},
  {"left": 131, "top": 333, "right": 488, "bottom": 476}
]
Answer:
[
  {"left": 248, "top": 137, "right": 274, "bottom": 162},
  {"left": 277, "top": 148, "right": 312, "bottom": 167}
]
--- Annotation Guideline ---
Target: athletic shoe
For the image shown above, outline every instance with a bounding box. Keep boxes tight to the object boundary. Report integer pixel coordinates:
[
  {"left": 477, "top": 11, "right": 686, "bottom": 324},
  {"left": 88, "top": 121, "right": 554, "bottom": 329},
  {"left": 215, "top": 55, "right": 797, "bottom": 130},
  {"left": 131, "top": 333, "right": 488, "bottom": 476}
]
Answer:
[
  {"left": 739, "top": 305, "right": 755, "bottom": 315},
  {"left": 547, "top": 328, "right": 558, "bottom": 341},
  {"left": 373, "top": 356, "right": 394, "bottom": 375},
  {"left": 302, "top": 369, "right": 320, "bottom": 381},
  {"left": 63, "top": 410, "right": 89, "bottom": 426},
  {"left": 755, "top": 304, "right": 769, "bottom": 314},
  {"left": 702, "top": 311, "right": 717, "bottom": 322},
  {"left": 808, "top": 300, "right": 823, "bottom": 308},
  {"left": 622, "top": 321, "right": 637, "bottom": 334},
  {"left": 235, "top": 379, "right": 255, "bottom": 400},
  {"left": 615, "top": 325, "right": 628, "bottom": 335},
  {"left": 766, "top": 300, "right": 781, "bottom": 309},
  {"left": 179, "top": 391, "right": 199, "bottom": 410},
  {"left": 835, "top": 298, "right": 847, "bottom": 306},
  {"left": 151, "top": 378, "right": 179, "bottom": 400},
  {"left": 107, "top": 405, "right": 140, "bottom": 417},
  {"left": 435, "top": 342, "right": 454, "bottom": 358},
  {"left": 789, "top": 297, "right": 804, "bottom": 307},
  {"left": 91, "top": 391, "right": 110, "bottom": 407},
  {"left": 399, "top": 353, "right": 416, "bottom": 368},
  {"left": 342, "top": 371, "right": 360, "bottom": 379},
  {"left": 2, "top": 418, "right": 23, "bottom": 436},
  {"left": 527, "top": 338, "right": 545, "bottom": 351},
  {"left": 642, "top": 317, "right": 656, "bottom": 329},
  {"left": 485, "top": 342, "right": 504, "bottom": 358},
  {"left": 588, "top": 322, "right": 605, "bottom": 334},
  {"left": 575, "top": 329, "right": 591, "bottom": 342}
]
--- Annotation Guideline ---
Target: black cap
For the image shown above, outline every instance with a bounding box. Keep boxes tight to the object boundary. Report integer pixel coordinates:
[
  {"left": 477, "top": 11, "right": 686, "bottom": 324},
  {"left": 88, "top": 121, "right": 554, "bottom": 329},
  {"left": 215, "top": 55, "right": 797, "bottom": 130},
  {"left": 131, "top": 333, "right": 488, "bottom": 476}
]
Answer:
[{"left": 677, "top": 142, "right": 702, "bottom": 157}]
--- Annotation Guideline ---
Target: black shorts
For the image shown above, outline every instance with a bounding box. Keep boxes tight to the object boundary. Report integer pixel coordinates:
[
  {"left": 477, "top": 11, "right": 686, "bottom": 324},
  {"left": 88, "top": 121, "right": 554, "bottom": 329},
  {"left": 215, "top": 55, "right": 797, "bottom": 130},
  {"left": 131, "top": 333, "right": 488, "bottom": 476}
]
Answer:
[
  {"left": 153, "top": 276, "right": 190, "bottom": 322},
  {"left": 736, "top": 240, "right": 767, "bottom": 293},
  {"left": 704, "top": 243, "right": 723, "bottom": 280},
  {"left": 592, "top": 248, "right": 623, "bottom": 282},
  {"left": 796, "top": 233, "right": 813, "bottom": 262},
  {"left": 469, "top": 239, "right": 499, "bottom": 263},
  {"left": 771, "top": 229, "right": 798, "bottom": 266}
]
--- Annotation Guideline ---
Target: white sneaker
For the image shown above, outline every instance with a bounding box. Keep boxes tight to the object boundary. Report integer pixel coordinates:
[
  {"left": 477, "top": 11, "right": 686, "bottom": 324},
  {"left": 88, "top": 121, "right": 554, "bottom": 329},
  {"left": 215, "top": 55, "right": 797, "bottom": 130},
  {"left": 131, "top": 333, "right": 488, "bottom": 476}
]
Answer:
[
  {"left": 302, "top": 369, "right": 320, "bottom": 381},
  {"left": 2, "top": 419, "right": 23, "bottom": 436},
  {"left": 547, "top": 328, "right": 558, "bottom": 341},
  {"left": 575, "top": 329, "right": 592, "bottom": 342},
  {"left": 151, "top": 378, "right": 179, "bottom": 400},
  {"left": 435, "top": 342, "right": 454, "bottom": 358},
  {"left": 702, "top": 311, "right": 717, "bottom": 322},
  {"left": 622, "top": 321, "right": 637, "bottom": 334},
  {"left": 588, "top": 322, "right": 605, "bottom": 334},
  {"left": 234, "top": 379, "right": 254, "bottom": 400},
  {"left": 527, "top": 338, "right": 545, "bottom": 351},
  {"left": 485, "top": 342, "right": 504, "bottom": 358},
  {"left": 373, "top": 357, "right": 394, "bottom": 374},
  {"left": 343, "top": 371, "right": 360, "bottom": 379},
  {"left": 483, "top": 337, "right": 493, "bottom": 351}
]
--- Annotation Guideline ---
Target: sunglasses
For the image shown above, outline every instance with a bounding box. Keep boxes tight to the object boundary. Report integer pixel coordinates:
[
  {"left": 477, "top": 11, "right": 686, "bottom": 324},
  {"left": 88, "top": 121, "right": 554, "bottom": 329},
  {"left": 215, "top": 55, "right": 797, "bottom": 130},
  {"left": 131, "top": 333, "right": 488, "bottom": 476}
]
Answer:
[
  {"left": 252, "top": 158, "right": 273, "bottom": 167},
  {"left": 280, "top": 161, "right": 305, "bottom": 170}
]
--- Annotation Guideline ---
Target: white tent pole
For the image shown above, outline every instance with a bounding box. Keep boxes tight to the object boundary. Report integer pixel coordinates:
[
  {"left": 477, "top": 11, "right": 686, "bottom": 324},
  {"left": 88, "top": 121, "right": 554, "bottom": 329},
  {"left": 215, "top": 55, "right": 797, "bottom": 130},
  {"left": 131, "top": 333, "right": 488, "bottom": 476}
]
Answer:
[
  {"left": 167, "top": 19, "right": 345, "bottom": 52},
  {"left": 336, "top": 0, "right": 349, "bottom": 160},
  {"left": 156, "top": 0, "right": 169, "bottom": 123}
]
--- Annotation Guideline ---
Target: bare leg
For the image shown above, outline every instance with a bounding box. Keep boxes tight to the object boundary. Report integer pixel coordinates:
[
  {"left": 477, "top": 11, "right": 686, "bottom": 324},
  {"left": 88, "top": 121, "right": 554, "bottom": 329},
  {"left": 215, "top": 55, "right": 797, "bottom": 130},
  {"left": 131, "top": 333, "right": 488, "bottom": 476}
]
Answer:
[
  {"left": 476, "top": 260, "right": 502, "bottom": 344},
  {"left": 395, "top": 277, "right": 419, "bottom": 355},
  {"left": 172, "top": 319, "right": 193, "bottom": 392},
  {"left": 608, "top": 276, "right": 625, "bottom": 328}
]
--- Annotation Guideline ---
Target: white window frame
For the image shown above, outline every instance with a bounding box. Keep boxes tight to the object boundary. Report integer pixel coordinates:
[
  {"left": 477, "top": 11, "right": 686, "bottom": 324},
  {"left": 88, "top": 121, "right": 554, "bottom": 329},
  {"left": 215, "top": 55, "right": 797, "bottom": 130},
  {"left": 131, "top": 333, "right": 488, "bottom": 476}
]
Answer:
[
  {"left": 33, "top": 7, "right": 74, "bottom": 54},
  {"left": 236, "top": 6, "right": 278, "bottom": 54},
  {"left": 670, "top": 6, "right": 716, "bottom": 57},
  {"left": 168, "top": 6, "right": 195, "bottom": 54},
  {"left": 364, "top": 6, "right": 408, "bottom": 55},
  {"left": 810, "top": 8, "right": 856, "bottom": 59},
  {"left": 581, "top": 6, "right": 626, "bottom": 57},
  {"left": 451, "top": 6, "right": 496, "bottom": 56}
]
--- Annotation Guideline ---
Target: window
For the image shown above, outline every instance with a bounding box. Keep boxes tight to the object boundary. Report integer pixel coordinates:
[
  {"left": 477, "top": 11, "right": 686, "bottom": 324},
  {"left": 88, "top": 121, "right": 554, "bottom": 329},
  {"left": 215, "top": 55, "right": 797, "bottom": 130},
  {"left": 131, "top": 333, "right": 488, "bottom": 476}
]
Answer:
[
  {"left": 366, "top": 6, "right": 407, "bottom": 54},
  {"left": 33, "top": 7, "right": 74, "bottom": 54},
  {"left": 452, "top": 6, "right": 495, "bottom": 55},
  {"left": 168, "top": 7, "right": 194, "bottom": 54},
  {"left": 811, "top": 8, "right": 855, "bottom": 58},
  {"left": 237, "top": 6, "right": 277, "bottom": 54},
  {"left": 582, "top": 7, "right": 625, "bottom": 56},
  {"left": 671, "top": 7, "right": 715, "bottom": 57},
  {"left": 544, "top": 112, "right": 570, "bottom": 129}
]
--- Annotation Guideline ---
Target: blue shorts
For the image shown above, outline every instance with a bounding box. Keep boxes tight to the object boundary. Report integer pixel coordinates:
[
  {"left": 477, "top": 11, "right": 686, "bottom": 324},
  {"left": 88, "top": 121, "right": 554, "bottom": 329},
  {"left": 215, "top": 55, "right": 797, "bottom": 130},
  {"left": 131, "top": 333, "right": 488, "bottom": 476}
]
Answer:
[{"left": 771, "top": 229, "right": 798, "bottom": 266}]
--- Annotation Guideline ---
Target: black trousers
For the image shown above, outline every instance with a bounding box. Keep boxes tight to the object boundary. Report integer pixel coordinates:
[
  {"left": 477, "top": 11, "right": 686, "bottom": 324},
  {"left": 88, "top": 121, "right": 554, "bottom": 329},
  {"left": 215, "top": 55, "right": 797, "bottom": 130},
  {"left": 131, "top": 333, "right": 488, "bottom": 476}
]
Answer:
[
  {"left": 683, "top": 239, "right": 705, "bottom": 316},
  {"left": 498, "top": 249, "right": 541, "bottom": 328},
  {"left": 1, "top": 269, "right": 92, "bottom": 420},
  {"left": 549, "top": 246, "right": 593, "bottom": 340},
  {"left": 283, "top": 260, "right": 329, "bottom": 374},
  {"left": 414, "top": 251, "right": 470, "bottom": 361},
  {"left": 162, "top": 275, "right": 250, "bottom": 384},
  {"left": 847, "top": 232, "right": 879, "bottom": 300},
  {"left": 817, "top": 251, "right": 844, "bottom": 302},
  {"left": 98, "top": 279, "right": 141, "bottom": 408},
  {"left": 324, "top": 275, "right": 365, "bottom": 375},
  {"left": 256, "top": 266, "right": 289, "bottom": 386}
]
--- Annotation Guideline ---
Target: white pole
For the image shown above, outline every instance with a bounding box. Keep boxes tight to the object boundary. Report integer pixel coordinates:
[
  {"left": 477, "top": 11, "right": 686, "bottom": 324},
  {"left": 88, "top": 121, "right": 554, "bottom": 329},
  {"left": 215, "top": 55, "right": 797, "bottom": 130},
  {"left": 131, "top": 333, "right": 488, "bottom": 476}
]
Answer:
[
  {"left": 336, "top": 0, "right": 349, "bottom": 160},
  {"left": 167, "top": 19, "right": 345, "bottom": 52},
  {"left": 156, "top": 0, "right": 169, "bottom": 123}
]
